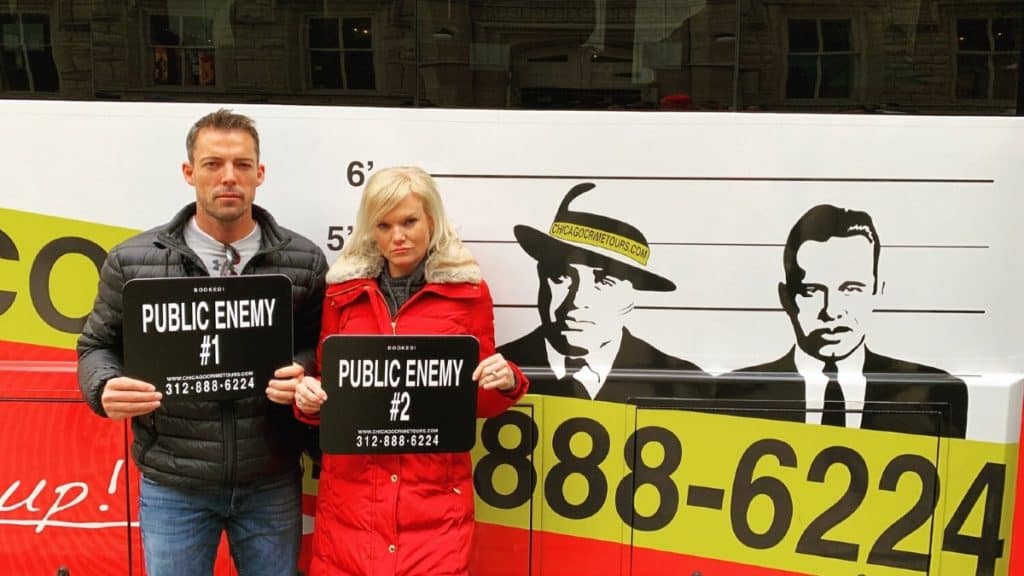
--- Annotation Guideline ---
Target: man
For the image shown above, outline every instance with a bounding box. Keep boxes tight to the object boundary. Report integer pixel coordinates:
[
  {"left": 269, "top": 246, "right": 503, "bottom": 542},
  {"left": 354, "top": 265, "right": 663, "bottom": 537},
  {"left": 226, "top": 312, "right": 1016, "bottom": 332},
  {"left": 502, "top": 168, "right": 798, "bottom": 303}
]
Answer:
[
  {"left": 718, "top": 204, "right": 968, "bottom": 438},
  {"left": 498, "top": 182, "right": 711, "bottom": 403},
  {"left": 77, "top": 109, "right": 327, "bottom": 574}
]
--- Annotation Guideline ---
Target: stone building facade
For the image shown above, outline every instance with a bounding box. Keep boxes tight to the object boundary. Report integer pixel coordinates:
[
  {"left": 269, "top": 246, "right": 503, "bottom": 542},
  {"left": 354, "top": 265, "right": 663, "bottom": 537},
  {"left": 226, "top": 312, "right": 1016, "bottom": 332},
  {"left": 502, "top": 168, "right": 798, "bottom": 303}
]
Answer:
[{"left": 1, "top": 0, "right": 1019, "bottom": 113}]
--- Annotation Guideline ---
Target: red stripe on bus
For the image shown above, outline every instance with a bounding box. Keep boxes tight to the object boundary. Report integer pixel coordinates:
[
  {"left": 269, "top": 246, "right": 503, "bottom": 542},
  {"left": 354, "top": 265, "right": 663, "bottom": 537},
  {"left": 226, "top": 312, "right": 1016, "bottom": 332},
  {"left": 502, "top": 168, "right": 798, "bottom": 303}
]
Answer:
[{"left": 473, "top": 522, "right": 812, "bottom": 576}]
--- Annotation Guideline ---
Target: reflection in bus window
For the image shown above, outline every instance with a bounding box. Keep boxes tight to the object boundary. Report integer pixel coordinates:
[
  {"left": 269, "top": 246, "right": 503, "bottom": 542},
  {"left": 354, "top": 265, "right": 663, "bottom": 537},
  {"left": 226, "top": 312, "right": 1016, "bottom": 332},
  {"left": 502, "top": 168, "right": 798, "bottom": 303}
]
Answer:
[
  {"left": 0, "top": 12, "right": 58, "bottom": 93},
  {"left": 0, "top": 0, "right": 1018, "bottom": 115}
]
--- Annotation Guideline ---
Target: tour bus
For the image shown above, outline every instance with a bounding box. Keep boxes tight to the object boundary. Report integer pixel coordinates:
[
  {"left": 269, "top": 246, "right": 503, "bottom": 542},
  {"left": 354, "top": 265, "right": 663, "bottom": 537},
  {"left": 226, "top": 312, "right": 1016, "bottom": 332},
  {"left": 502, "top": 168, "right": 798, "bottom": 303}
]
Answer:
[{"left": 1, "top": 2, "right": 1021, "bottom": 575}]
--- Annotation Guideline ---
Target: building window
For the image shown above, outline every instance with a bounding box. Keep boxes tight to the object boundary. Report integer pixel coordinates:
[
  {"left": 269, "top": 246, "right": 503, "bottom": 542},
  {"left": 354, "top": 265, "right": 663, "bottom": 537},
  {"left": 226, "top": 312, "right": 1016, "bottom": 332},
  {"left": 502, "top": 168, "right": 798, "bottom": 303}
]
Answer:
[
  {"left": 785, "top": 19, "right": 855, "bottom": 99},
  {"left": 0, "top": 13, "right": 59, "bottom": 92},
  {"left": 956, "top": 18, "right": 1019, "bottom": 100},
  {"left": 308, "top": 17, "right": 375, "bottom": 90},
  {"left": 148, "top": 14, "right": 215, "bottom": 87}
]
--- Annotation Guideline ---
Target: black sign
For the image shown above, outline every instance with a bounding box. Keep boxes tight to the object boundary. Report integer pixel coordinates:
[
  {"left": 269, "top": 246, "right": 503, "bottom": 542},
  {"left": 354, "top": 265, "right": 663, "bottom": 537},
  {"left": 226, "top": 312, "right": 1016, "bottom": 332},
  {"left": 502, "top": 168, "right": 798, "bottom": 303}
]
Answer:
[
  {"left": 123, "top": 275, "right": 293, "bottom": 402},
  {"left": 320, "top": 335, "right": 479, "bottom": 454}
]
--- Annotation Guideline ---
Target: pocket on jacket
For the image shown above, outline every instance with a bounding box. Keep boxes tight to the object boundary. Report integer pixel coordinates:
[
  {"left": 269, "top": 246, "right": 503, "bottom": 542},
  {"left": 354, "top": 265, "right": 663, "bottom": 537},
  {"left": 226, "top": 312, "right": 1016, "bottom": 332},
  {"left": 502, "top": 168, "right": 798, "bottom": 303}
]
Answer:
[
  {"left": 403, "top": 453, "right": 463, "bottom": 485},
  {"left": 321, "top": 454, "right": 369, "bottom": 480},
  {"left": 135, "top": 413, "right": 159, "bottom": 466}
]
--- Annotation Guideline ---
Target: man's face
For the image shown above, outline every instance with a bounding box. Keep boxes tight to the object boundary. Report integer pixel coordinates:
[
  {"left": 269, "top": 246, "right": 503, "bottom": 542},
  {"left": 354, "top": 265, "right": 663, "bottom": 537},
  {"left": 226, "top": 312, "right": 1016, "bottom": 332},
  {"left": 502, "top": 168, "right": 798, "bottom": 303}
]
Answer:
[
  {"left": 538, "top": 260, "right": 635, "bottom": 356},
  {"left": 784, "top": 235, "right": 876, "bottom": 362},
  {"left": 183, "top": 128, "right": 264, "bottom": 227}
]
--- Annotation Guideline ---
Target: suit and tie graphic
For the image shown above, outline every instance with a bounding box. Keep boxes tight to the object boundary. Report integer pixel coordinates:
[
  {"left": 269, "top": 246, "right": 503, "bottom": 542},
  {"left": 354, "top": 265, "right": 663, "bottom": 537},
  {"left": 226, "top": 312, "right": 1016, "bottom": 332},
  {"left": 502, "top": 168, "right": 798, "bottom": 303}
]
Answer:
[
  {"left": 718, "top": 347, "right": 968, "bottom": 438},
  {"left": 716, "top": 204, "right": 969, "bottom": 438}
]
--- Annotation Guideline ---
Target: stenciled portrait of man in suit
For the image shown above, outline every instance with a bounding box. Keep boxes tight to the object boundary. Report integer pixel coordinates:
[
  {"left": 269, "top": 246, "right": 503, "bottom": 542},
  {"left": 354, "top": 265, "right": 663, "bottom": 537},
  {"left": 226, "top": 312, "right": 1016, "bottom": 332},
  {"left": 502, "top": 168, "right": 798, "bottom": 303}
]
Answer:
[
  {"left": 498, "top": 182, "right": 711, "bottom": 403},
  {"left": 718, "top": 204, "right": 968, "bottom": 438}
]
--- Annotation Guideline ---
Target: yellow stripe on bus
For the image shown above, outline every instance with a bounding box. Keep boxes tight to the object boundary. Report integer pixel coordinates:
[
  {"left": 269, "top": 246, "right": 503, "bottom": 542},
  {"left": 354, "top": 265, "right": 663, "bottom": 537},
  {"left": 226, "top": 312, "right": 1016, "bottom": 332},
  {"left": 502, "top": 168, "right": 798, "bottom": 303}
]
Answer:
[
  {"left": 472, "top": 395, "right": 1017, "bottom": 576},
  {"left": 0, "top": 208, "right": 137, "bottom": 350}
]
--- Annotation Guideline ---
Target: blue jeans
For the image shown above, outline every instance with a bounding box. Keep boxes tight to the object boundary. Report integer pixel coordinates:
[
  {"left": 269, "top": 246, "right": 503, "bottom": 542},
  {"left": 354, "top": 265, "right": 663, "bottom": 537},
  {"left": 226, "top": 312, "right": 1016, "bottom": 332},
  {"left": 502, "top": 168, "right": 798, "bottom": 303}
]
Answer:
[{"left": 139, "top": 471, "right": 301, "bottom": 576}]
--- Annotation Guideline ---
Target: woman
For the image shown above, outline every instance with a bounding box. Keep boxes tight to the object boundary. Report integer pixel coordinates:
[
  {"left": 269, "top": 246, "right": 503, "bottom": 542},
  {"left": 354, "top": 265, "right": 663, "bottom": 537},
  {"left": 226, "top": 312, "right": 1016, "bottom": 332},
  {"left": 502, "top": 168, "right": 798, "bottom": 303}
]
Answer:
[{"left": 294, "top": 166, "right": 528, "bottom": 576}]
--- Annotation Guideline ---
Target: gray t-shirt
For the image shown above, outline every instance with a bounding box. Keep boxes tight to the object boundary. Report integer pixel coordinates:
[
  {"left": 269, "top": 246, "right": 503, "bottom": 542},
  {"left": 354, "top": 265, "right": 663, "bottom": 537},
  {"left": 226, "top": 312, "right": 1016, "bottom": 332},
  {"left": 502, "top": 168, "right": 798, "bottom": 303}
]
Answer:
[{"left": 183, "top": 217, "right": 262, "bottom": 276}]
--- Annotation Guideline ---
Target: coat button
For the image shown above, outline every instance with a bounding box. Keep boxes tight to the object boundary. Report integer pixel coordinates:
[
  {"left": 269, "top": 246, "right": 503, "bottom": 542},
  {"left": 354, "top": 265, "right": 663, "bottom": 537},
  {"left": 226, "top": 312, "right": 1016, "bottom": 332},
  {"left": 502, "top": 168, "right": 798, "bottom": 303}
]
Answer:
[
  {"left": 390, "top": 474, "right": 398, "bottom": 483},
  {"left": 388, "top": 544, "right": 396, "bottom": 553}
]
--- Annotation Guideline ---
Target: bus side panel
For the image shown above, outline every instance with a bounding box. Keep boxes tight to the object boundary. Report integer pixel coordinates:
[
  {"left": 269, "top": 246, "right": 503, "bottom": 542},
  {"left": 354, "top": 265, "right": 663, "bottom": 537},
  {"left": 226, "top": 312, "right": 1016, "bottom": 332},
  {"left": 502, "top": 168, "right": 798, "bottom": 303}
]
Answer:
[{"left": 0, "top": 399, "right": 140, "bottom": 575}]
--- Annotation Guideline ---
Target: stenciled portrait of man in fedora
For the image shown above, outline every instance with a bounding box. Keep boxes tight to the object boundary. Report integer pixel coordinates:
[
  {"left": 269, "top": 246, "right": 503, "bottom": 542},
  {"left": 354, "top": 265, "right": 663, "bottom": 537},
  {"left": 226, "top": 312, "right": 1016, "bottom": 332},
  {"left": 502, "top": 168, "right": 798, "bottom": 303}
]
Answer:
[{"left": 498, "top": 182, "right": 712, "bottom": 403}]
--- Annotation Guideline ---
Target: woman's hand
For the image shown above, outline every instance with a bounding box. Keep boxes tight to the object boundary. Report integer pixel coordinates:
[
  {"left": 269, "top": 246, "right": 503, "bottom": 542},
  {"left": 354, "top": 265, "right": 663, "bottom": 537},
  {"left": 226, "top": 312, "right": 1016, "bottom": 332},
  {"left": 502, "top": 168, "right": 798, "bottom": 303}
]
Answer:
[
  {"left": 295, "top": 376, "right": 328, "bottom": 415},
  {"left": 473, "top": 353, "right": 517, "bottom": 392}
]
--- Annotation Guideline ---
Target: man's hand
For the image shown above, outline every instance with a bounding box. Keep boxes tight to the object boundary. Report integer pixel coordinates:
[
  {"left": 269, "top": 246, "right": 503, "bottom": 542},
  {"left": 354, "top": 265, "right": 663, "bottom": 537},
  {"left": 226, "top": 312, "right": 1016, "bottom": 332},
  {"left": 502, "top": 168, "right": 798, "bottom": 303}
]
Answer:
[
  {"left": 267, "top": 363, "right": 304, "bottom": 405},
  {"left": 101, "top": 377, "right": 162, "bottom": 420}
]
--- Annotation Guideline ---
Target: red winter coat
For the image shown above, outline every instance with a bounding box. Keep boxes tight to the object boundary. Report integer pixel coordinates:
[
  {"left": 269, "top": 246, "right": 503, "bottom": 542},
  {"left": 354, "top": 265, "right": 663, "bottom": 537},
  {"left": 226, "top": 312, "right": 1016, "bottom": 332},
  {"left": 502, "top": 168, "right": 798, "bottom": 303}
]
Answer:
[{"left": 299, "top": 266, "right": 527, "bottom": 576}]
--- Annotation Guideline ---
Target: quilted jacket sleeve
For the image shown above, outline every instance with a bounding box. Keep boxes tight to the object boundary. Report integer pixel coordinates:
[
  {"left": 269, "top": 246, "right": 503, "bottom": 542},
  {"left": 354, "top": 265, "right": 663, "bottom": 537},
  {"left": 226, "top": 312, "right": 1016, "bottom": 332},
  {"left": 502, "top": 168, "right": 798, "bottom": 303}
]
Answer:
[{"left": 76, "top": 247, "right": 129, "bottom": 418}]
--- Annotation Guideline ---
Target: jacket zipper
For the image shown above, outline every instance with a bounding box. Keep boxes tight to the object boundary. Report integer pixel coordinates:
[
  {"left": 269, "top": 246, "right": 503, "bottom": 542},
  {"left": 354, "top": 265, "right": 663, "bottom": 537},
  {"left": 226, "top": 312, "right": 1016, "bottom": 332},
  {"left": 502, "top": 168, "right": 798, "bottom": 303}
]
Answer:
[
  {"left": 387, "top": 285, "right": 431, "bottom": 335},
  {"left": 158, "top": 222, "right": 271, "bottom": 486},
  {"left": 223, "top": 401, "right": 236, "bottom": 483},
  {"left": 335, "top": 281, "right": 446, "bottom": 335}
]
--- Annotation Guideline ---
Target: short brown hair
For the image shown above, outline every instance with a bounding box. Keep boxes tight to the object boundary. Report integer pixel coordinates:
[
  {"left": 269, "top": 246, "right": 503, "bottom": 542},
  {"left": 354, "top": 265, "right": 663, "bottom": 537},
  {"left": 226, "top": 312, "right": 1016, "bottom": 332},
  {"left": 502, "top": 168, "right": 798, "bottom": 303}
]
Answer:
[{"left": 185, "top": 108, "right": 260, "bottom": 163}]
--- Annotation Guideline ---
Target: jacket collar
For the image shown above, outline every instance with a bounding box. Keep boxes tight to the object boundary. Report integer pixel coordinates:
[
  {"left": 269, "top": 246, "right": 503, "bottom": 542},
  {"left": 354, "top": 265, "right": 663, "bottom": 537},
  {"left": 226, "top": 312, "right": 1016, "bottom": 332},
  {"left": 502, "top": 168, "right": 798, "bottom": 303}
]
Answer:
[
  {"left": 155, "top": 202, "right": 291, "bottom": 254},
  {"left": 326, "top": 244, "right": 481, "bottom": 286},
  {"left": 326, "top": 275, "right": 482, "bottom": 304}
]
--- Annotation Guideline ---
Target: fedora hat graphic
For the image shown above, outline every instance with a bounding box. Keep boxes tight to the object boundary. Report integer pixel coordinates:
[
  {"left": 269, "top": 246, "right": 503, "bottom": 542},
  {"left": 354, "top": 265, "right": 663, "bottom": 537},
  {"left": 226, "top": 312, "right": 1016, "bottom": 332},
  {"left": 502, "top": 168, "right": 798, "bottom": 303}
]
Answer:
[{"left": 514, "top": 183, "right": 675, "bottom": 291}]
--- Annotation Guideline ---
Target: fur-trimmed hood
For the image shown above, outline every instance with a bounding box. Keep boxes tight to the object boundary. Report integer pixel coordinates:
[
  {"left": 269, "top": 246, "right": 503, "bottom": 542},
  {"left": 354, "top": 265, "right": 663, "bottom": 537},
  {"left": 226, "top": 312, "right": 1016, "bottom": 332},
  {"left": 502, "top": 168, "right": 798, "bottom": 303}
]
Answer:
[{"left": 326, "top": 244, "right": 481, "bottom": 285}]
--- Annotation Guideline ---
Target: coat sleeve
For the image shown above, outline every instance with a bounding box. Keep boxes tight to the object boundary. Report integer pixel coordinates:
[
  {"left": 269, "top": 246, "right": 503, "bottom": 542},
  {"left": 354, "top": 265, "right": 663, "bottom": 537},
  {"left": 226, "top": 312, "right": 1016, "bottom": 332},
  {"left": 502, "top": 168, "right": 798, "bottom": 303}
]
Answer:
[
  {"left": 294, "top": 398, "right": 322, "bottom": 426},
  {"left": 292, "top": 285, "right": 343, "bottom": 427},
  {"left": 76, "top": 248, "right": 129, "bottom": 418},
  {"left": 472, "top": 280, "right": 528, "bottom": 418},
  {"left": 293, "top": 247, "right": 328, "bottom": 376}
]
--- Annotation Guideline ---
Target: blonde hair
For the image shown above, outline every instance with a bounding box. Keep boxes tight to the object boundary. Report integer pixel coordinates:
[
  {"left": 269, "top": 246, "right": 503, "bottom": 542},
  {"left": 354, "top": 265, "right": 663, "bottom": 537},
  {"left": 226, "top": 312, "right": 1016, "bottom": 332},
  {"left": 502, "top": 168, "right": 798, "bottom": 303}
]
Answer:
[{"left": 342, "top": 166, "right": 476, "bottom": 277}]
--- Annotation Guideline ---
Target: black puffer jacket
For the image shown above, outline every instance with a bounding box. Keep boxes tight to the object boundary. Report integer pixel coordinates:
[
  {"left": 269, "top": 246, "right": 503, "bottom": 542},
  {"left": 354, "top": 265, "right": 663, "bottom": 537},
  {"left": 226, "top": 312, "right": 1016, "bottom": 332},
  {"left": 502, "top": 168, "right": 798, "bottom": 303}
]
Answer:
[{"left": 77, "top": 203, "right": 327, "bottom": 488}]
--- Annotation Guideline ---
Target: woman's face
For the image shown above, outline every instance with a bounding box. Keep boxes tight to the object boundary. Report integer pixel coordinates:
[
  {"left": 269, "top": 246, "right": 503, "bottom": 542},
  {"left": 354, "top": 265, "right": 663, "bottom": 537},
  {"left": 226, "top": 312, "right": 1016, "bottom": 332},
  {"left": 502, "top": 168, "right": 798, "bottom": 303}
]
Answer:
[{"left": 374, "top": 193, "right": 433, "bottom": 277}]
